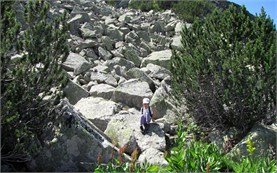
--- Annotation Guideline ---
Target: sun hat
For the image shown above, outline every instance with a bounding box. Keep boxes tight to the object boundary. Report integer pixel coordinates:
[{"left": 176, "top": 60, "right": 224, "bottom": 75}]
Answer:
[{"left": 143, "top": 98, "right": 150, "bottom": 104}]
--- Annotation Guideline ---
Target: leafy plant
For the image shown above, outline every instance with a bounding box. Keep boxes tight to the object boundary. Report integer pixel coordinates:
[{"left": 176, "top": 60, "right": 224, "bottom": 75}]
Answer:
[
  {"left": 94, "top": 159, "right": 162, "bottom": 173},
  {"left": 167, "top": 140, "right": 227, "bottom": 172},
  {"left": 224, "top": 156, "right": 276, "bottom": 173},
  {"left": 94, "top": 122, "right": 276, "bottom": 172},
  {"left": 246, "top": 137, "right": 256, "bottom": 155},
  {"left": 94, "top": 144, "right": 162, "bottom": 173},
  {"left": 166, "top": 123, "right": 227, "bottom": 172},
  {"left": 224, "top": 137, "right": 276, "bottom": 172},
  {"left": 171, "top": 5, "right": 276, "bottom": 130},
  {"left": 94, "top": 160, "right": 128, "bottom": 173}
]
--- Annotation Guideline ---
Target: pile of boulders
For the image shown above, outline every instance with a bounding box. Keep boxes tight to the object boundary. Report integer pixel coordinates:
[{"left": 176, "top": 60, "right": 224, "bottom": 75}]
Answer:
[
  {"left": 54, "top": 0, "right": 188, "bottom": 166},
  {"left": 27, "top": 0, "right": 190, "bottom": 171},
  {"left": 15, "top": 1, "right": 276, "bottom": 172}
]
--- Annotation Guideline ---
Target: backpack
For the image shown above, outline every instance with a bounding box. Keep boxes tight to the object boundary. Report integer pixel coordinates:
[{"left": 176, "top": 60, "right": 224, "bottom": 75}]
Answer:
[{"left": 141, "top": 107, "right": 152, "bottom": 118}]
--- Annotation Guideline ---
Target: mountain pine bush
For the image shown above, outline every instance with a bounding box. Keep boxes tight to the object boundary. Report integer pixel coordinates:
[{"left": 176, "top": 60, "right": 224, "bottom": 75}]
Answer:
[
  {"left": 172, "top": 0, "right": 216, "bottom": 23},
  {"left": 128, "top": 0, "right": 161, "bottom": 12},
  {"left": 171, "top": 5, "right": 276, "bottom": 130},
  {"left": 1, "top": 0, "right": 69, "bottom": 165}
]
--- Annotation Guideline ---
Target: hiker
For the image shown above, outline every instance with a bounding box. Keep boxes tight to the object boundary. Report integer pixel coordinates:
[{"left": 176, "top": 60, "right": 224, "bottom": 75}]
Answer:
[{"left": 140, "top": 98, "right": 155, "bottom": 134}]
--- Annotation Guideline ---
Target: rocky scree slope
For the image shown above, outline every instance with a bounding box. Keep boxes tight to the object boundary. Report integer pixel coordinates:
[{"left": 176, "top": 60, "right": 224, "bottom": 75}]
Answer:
[
  {"left": 28, "top": 0, "right": 189, "bottom": 170},
  {"left": 28, "top": 99, "right": 131, "bottom": 171}
]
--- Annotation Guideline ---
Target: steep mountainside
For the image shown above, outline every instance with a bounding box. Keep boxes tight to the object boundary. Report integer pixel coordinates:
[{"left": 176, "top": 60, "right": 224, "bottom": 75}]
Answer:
[
  {"left": 15, "top": 0, "right": 187, "bottom": 171},
  {"left": 4, "top": 0, "right": 274, "bottom": 172}
]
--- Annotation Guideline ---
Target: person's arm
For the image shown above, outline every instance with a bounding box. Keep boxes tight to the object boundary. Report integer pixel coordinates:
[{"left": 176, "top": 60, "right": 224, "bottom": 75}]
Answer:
[{"left": 151, "top": 107, "right": 157, "bottom": 122}]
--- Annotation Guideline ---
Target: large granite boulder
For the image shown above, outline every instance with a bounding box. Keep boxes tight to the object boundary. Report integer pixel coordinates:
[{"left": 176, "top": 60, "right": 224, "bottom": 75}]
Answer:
[
  {"left": 165, "top": 21, "right": 177, "bottom": 32},
  {"left": 118, "top": 12, "right": 133, "bottom": 23},
  {"left": 80, "top": 22, "right": 104, "bottom": 39},
  {"left": 98, "top": 47, "right": 112, "bottom": 60},
  {"left": 101, "top": 36, "right": 114, "bottom": 51},
  {"left": 85, "top": 71, "right": 117, "bottom": 87},
  {"left": 103, "top": 57, "right": 135, "bottom": 71},
  {"left": 29, "top": 127, "right": 111, "bottom": 172},
  {"left": 89, "top": 84, "right": 115, "bottom": 100},
  {"left": 138, "top": 148, "right": 168, "bottom": 166},
  {"left": 174, "top": 22, "right": 184, "bottom": 34},
  {"left": 62, "top": 52, "right": 90, "bottom": 74},
  {"left": 149, "top": 86, "right": 171, "bottom": 119},
  {"left": 136, "top": 122, "right": 167, "bottom": 152},
  {"left": 105, "top": 108, "right": 166, "bottom": 155},
  {"left": 150, "top": 21, "right": 165, "bottom": 33},
  {"left": 28, "top": 99, "right": 130, "bottom": 172},
  {"left": 229, "top": 123, "right": 277, "bottom": 160},
  {"left": 126, "top": 67, "right": 155, "bottom": 92},
  {"left": 112, "top": 79, "right": 153, "bottom": 109},
  {"left": 140, "top": 41, "right": 151, "bottom": 53},
  {"left": 111, "top": 48, "right": 124, "bottom": 58},
  {"left": 104, "top": 111, "right": 138, "bottom": 155},
  {"left": 63, "top": 80, "right": 89, "bottom": 105},
  {"left": 171, "top": 35, "right": 182, "bottom": 50},
  {"left": 125, "top": 31, "right": 140, "bottom": 44},
  {"left": 112, "top": 65, "right": 128, "bottom": 77},
  {"left": 68, "top": 13, "right": 90, "bottom": 36},
  {"left": 78, "top": 39, "right": 98, "bottom": 51},
  {"left": 145, "top": 63, "right": 172, "bottom": 80},
  {"left": 137, "top": 31, "right": 150, "bottom": 42},
  {"left": 104, "top": 16, "right": 116, "bottom": 25},
  {"left": 92, "top": 65, "right": 111, "bottom": 74},
  {"left": 99, "top": 6, "right": 114, "bottom": 16},
  {"left": 106, "top": 26, "right": 124, "bottom": 41},
  {"left": 150, "top": 33, "right": 170, "bottom": 46},
  {"left": 80, "top": 26, "right": 96, "bottom": 39},
  {"left": 74, "top": 62, "right": 91, "bottom": 75},
  {"left": 68, "top": 36, "right": 97, "bottom": 52},
  {"left": 119, "top": 27, "right": 131, "bottom": 37},
  {"left": 74, "top": 97, "right": 120, "bottom": 131},
  {"left": 122, "top": 46, "right": 141, "bottom": 67},
  {"left": 141, "top": 50, "right": 172, "bottom": 70},
  {"left": 83, "top": 48, "right": 98, "bottom": 61}
]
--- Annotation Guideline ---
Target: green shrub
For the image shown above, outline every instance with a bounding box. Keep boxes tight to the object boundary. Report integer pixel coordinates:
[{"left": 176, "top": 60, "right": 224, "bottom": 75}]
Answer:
[
  {"left": 165, "top": 123, "right": 277, "bottom": 172},
  {"left": 94, "top": 145, "right": 162, "bottom": 173},
  {"left": 224, "top": 137, "right": 276, "bottom": 172},
  {"left": 94, "top": 123, "right": 276, "bottom": 172},
  {"left": 166, "top": 123, "right": 226, "bottom": 172},
  {"left": 166, "top": 141, "right": 226, "bottom": 172},
  {"left": 105, "top": 0, "right": 118, "bottom": 7},
  {"left": 129, "top": 0, "right": 161, "bottom": 12},
  {"left": 171, "top": 5, "right": 276, "bottom": 130},
  {"left": 156, "top": 0, "right": 177, "bottom": 10},
  {"left": 224, "top": 157, "right": 276, "bottom": 173},
  {"left": 1, "top": 0, "right": 69, "bottom": 164},
  {"left": 172, "top": 0, "right": 216, "bottom": 23},
  {"left": 94, "top": 159, "right": 162, "bottom": 173},
  {"left": 94, "top": 160, "right": 129, "bottom": 172}
]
